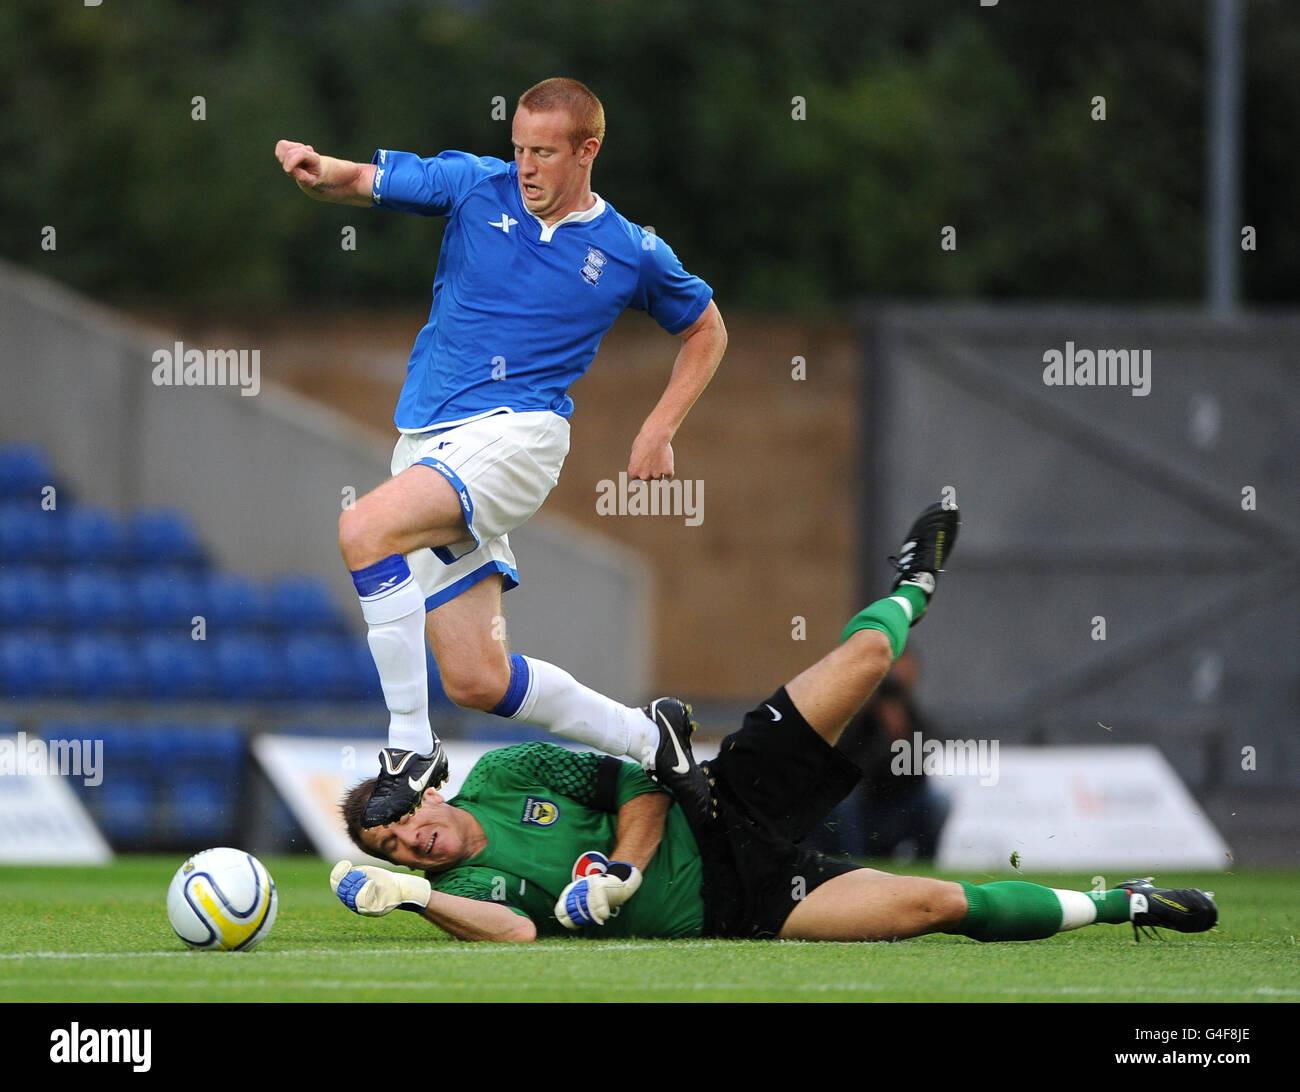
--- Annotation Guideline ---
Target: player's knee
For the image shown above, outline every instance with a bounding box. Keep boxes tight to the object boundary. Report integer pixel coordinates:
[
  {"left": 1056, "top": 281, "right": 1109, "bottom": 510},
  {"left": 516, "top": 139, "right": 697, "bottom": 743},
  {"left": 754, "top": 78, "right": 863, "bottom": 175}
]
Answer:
[
  {"left": 440, "top": 664, "right": 509, "bottom": 712},
  {"left": 923, "top": 881, "right": 969, "bottom": 930},
  {"left": 848, "top": 628, "right": 894, "bottom": 680},
  {"left": 337, "top": 506, "right": 369, "bottom": 566},
  {"left": 338, "top": 505, "right": 394, "bottom": 568}
]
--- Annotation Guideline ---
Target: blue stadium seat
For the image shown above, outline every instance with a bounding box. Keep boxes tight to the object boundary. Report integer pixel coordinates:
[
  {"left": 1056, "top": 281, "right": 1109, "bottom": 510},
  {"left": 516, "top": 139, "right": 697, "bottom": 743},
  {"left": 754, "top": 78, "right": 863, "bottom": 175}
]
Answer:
[
  {"left": 170, "top": 776, "right": 231, "bottom": 842},
  {"left": 133, "top": 567, "right": 207, "bottom": 630},
  {"left": 91, "top": 775, "right": 155, "bottom": 844},
  {"left": 204, "top": 572, "right": 271, "bottom": 629},
  {"left": 0, "top": 566, "right": 64, "bottom": 627},
  {"left": 140, "top": 634, "right": 216, "bottom": 699},
  {"left": 267, "top": 575, "right": 346, "bottom": 631},
  {"left": 63, "top": 569, "right": 134, "bottom": 628},
  {"left": 67, "top": 634, "right": 143, "bottom": 698},
  {"left": 0, "top": 445, "right": 53, "bottom": 500},
  {"left": 48, "top": 722, "right": 156, "bottom": 843},
  {"left": 0, "top": 631, "right": 67, "bottom": 697},
  {"left": 84, "top": 722, "right": 156, "bottom": 767},
  {"left": 129, "top": 509, "right": 206, "bottom": 567},
  {"left": 163, "top": 722, "right": 244, "bottom": 767},
  {"left": 157, "top": 724, "right": 245, "bottom": 842},
  {"left": 285, "top": 634, "right": 366, "bottom": 701},
  {"left": 0, "top": 503, "right": 57, "bottom": 564},
  {"left": 56, "top": 505, "right": 128, "bottom": 565},
  {"left": 212, "top": 634, "right": 287, "bottom": 701}
]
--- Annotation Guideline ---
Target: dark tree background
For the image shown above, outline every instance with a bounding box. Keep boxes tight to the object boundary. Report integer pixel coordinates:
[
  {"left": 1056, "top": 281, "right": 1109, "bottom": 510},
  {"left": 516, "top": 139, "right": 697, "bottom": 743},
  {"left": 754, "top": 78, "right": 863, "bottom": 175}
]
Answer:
[{"left": 1, "top": 0, "right": 1294, "bottom": 311}]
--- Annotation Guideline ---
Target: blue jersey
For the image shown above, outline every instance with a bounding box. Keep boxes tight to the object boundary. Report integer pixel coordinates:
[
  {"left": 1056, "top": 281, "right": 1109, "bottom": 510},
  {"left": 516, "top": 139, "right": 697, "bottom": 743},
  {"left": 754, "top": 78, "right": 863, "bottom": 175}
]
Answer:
[{"left": 371, "top": 148, "right": 714, "bottom": 432}]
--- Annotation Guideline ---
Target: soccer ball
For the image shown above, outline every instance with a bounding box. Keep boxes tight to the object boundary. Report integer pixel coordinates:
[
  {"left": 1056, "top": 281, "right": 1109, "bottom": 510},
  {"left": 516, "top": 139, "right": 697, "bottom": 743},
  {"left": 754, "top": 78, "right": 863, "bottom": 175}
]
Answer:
[{"left": 166, "top": 847, "right": 278, "bottom": 951}]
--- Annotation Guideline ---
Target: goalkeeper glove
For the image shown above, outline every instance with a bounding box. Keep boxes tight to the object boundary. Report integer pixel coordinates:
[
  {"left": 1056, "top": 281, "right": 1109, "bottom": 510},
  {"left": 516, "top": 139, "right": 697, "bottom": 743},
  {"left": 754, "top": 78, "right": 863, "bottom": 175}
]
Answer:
[
  {"left": 330, "top": 860, "right": 432, "bottom": 917},
  {"left": 555, "top": 858, "right": 642, "bottom": 929}
]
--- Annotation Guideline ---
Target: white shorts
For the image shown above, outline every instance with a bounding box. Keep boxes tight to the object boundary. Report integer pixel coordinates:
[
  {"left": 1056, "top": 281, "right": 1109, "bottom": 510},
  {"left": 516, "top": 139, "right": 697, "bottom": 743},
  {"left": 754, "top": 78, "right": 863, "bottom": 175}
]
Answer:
[{"left": 391, "top": 410, "right": 571, "bottom": 611}]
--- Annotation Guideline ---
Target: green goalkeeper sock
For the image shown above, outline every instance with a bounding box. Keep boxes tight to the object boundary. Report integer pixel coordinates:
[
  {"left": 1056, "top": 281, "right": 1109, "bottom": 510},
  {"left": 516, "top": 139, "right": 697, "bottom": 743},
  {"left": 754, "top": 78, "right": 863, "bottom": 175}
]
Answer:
[
  {"left": 951, "top": 881, "right": 1065, "bottom": 942},
  {"left": 952, "top": 882, "right": 1134, "bottom": 941},
  {"left": 951, "top": 878, "right": 1133, "bottom": 935},
  {"left": 840, "top": 584, "right": 928, "bottom": 658},
  {"left": 1089, "top": 888, "right": 1133, "bottom": 925}
]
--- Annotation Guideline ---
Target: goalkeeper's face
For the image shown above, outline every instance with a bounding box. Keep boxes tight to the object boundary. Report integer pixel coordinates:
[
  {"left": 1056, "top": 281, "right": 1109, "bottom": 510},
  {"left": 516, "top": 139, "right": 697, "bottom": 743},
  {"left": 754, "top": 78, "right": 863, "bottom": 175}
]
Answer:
[{"left": 362, "top": 791, "right": 471, "bottom": 872}]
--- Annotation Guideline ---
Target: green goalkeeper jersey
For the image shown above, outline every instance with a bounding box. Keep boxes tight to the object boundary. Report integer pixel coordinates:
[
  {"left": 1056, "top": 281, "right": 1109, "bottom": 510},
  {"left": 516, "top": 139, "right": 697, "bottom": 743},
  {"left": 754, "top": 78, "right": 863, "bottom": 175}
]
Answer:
[{"left": 427, "top": 743, "right": 705, "bottom": 938}]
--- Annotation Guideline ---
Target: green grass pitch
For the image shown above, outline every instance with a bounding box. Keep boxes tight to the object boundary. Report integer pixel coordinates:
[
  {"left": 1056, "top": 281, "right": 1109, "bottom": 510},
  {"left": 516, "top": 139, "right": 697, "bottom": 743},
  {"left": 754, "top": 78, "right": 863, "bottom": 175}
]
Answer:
[{"left": 2, "top": 857, "right": 1296, "bottom": 1003}]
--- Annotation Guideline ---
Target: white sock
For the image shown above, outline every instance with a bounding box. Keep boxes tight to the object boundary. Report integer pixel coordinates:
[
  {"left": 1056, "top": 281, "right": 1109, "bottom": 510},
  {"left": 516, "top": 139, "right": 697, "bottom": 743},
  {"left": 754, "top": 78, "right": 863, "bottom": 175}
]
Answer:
[
  {"left": 512, "top": 656, "right": 653, "bottom": 760},
  {"left": 357, "top": 572, "right": 432, "bottom": 754},
  {"left": 1053, "top": 889, "right": 1099, "bottom": 931}
]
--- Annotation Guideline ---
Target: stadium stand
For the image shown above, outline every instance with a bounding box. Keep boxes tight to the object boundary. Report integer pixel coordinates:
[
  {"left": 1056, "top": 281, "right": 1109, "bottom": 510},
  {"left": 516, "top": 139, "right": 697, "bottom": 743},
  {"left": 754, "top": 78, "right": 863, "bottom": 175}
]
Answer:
[
  {"left": 0, "top": 444, "right": 54, "bottom": 498},
  {"left": 0, "top": 263, "right": 651, "bottom": 860},
  {"left": 0, "top": 441, "right": 416, "bottom": 849},
  {"left": 128, "top": 509, "right": 207, "bottom": 568},
  {"left": 0, "top": 567, "right": 63, "bottom": 627},
  {"left": 58, "top": 505, "right": 129, "bottom": 566},
  {"left": 65, "top": 570, "right": 134, "bottom": 628},
  {"left": 0, "top": 504, "right": 56, "bottom": 564}
]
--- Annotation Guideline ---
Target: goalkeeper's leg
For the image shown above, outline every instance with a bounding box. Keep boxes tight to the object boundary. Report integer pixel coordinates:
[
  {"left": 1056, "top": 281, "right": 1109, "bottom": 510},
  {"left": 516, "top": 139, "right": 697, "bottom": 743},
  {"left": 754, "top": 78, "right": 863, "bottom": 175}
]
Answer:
[
  {"left": 778, "top": 869, "right": 1210, "bottom": 942},
  {"left": 785, "top": 499, "right": 960, "bottom": 747}
]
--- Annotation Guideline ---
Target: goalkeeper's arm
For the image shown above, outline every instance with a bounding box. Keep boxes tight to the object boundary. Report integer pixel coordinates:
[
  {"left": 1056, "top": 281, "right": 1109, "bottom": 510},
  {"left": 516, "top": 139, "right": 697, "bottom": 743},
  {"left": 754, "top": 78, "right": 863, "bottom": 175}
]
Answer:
[
  {"left": 331, "top": 861, "right": 536, "bottom": 943},
  {"left": 609, "top": 788, "right": 672, "bottom": 871},
  {"left": 421, "top": 890, "right": 536, "bottom": 943},
  {"left": 554, "top": 789, "right": 672, "bottom": 929}
]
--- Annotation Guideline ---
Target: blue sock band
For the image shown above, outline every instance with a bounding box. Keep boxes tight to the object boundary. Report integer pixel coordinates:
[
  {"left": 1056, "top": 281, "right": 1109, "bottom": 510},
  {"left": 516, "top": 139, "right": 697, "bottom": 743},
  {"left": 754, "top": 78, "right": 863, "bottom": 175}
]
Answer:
[
  {"left": 491, "top": 653, "right": 531, "bottom": 718},
  {"left": 351, "top": 554, "right": 412, "bottom": 598}
]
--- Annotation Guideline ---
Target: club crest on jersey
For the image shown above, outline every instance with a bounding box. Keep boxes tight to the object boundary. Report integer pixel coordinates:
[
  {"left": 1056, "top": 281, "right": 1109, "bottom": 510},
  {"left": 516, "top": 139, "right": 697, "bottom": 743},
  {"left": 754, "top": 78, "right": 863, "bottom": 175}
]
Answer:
[
  {"left": 580, "top": 247, "right": 607, "bottom": 285},
  {"left": 521, "top": 796, "right": 560, "bottom": 826}
]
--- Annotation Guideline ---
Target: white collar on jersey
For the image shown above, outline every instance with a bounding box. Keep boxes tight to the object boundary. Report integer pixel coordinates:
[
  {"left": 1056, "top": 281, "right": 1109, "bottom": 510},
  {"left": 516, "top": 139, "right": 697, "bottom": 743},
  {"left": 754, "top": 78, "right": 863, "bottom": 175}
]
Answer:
[{"left": 529, "top": 193, "right": 606, "bottom": 243}]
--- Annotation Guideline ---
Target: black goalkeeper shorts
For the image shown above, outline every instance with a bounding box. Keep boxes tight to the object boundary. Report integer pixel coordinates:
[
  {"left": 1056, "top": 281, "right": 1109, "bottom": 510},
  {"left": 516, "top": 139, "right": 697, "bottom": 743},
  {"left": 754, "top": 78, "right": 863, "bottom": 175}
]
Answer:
[{"left": 695, "top": 685, "right": 863, "bottom": 939}]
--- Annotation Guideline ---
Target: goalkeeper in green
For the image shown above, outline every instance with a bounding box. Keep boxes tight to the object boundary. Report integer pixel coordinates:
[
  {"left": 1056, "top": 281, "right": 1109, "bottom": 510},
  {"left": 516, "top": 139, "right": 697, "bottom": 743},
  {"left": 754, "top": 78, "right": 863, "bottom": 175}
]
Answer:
[{"left": 332, "top": 502, "right": 1217, "bottom": 943}]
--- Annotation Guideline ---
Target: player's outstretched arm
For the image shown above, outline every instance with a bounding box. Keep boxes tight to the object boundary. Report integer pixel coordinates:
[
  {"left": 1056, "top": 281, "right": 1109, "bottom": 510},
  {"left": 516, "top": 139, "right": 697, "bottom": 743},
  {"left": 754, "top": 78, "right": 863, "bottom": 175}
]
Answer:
[
  {"left": 420, "top": 890, "right": 538, "bottom": 943},
  {"left": 330, "top": 860, "right": 535, "bottom": 942},
  {"left": 274, "top": 140, "right": 376, "bottom": 206},
  {"left": 628, "top": 300, "right": 727, "bottom": 480}
]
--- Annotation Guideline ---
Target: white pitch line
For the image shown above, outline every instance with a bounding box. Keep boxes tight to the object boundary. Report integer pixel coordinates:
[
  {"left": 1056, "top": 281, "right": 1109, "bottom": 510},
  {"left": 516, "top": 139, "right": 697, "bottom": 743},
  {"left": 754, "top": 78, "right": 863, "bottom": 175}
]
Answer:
[
  {"left": 0, "top": 976, "right": 1294, "bottom": 998},
  {"left": 0, "top": 948, "right": 413, "bottom": 961},
  {"left": 0, "top": 941, "right": 740, "bottom": 961}
]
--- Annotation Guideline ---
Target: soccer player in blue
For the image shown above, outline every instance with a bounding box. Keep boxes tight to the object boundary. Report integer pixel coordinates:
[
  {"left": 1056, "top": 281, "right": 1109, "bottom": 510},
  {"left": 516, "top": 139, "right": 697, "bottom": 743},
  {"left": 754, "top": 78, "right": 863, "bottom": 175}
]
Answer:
[{"left": 275, "top": 78, "right": 727, "bottom": 827}]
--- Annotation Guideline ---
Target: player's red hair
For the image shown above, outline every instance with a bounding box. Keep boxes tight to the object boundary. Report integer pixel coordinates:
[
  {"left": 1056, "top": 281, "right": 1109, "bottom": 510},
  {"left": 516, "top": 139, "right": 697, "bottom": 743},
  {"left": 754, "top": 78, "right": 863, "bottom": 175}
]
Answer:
[{"left": 517, "top": 78, "right": 605, "bottom": 150}]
